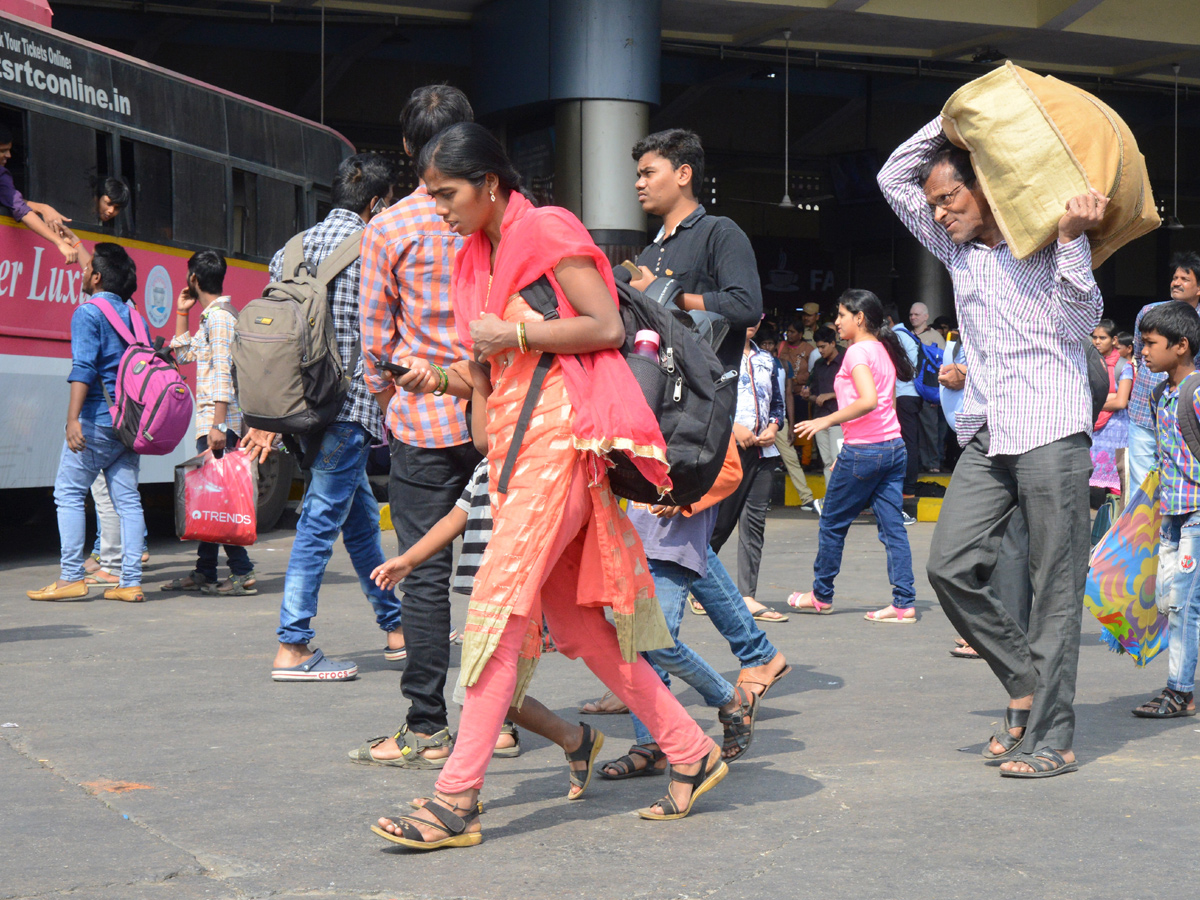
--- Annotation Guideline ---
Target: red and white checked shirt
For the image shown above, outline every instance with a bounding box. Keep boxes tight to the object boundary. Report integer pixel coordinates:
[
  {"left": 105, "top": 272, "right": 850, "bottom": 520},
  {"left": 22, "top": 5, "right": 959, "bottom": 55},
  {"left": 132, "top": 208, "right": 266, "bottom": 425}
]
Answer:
[
  {"left": 359, "top": 186, "right": 469, "bottom": 448},
  {"left": 878, "top": 117, "right": 1103, "bottom": 457}
]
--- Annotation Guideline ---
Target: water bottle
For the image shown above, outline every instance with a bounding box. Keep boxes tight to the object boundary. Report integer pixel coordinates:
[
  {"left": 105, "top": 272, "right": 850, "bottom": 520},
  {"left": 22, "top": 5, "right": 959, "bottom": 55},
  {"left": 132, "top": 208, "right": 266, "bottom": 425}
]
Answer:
[{"left": 633, "top": 329, "right": 660, "bottom": 360}]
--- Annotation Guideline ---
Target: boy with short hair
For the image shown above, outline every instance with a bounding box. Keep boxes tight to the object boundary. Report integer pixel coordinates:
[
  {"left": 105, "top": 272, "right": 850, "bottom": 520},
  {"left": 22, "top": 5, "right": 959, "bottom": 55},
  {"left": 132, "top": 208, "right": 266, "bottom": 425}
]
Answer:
[
  {"left": 1132, "top": 301, "right": 1200, "bottom": 718},
  {"left": 162, "top": 250, "right": 256, "bottom": 596},
  {"left": 27, "top": 243, "right": 146, "bottom": 603}
]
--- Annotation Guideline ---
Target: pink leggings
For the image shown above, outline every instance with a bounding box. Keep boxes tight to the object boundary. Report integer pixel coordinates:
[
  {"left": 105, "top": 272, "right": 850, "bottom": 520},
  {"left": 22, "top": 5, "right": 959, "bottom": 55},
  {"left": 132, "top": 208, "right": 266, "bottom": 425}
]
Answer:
[{"left": 436, "top": 469, "right": 713, "bottom": 794}]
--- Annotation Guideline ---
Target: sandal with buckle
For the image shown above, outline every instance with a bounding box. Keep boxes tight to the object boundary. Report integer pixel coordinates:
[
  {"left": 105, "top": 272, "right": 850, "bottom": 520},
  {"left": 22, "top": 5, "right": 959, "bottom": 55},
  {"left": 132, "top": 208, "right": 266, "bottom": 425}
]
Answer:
[
  {"left": 1132, "top": 687, "right": 1197, "bottom": 718},
  {"left": 348, "top": 734, "right": 410, "bottom": 767},
  {"left": 999, "top": 747, "right": 1079, "bottom": 779},
  {"left": 492, "top": 721, "right": 521, "bottom": 758},
  {"left": 720, "top": 687, "right": 758, "bottom": 761},
  {"left": 203, "top": 571, "right": 258, "bottom": 596},
  {"left": 160, "top": 571, "right": 212, "bottom": 592},
  {"left": 371, "top": 795, "right": 482, "bottom": 850},
  {"left": 600, "top": 744, "right": 666, "bottom": 780},
  {"left": 564, "top": 722, "right": 605, "bottom": 800},
  {"left": 982, "top": 706, "right": 1030, "bottom": 760},
  {"left": 637, "top": 749, "right": 728, "bottom": 821},
  {"left": 392, "top": 724, "right": 454, "bottom": 769}
]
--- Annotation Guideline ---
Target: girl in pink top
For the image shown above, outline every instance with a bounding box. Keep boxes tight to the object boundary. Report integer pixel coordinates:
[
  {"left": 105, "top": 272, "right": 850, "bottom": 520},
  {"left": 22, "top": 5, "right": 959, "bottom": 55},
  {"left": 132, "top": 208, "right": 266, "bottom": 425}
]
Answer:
[{"left": 788, "top": 289, "right": 918, "bottom": 623}]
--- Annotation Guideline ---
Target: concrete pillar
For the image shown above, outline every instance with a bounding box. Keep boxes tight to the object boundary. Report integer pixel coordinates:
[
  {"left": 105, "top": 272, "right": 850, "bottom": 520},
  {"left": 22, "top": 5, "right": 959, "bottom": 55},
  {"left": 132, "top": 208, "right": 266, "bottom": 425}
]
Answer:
[
  {"left": 555, "top": 99, "right": 649, "bottom": 257},
  {"left": 913, "top": 242, "right": 954, "bottom": 320},
  {"left": 549, "top": 0, "right": 660, "bottom": 258}
]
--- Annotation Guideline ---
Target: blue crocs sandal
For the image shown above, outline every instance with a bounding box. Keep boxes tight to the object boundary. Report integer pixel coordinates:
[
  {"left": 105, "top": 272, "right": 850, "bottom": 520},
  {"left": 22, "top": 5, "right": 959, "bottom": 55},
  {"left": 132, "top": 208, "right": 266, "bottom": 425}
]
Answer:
[{"left": 271, "top": 648, "right": 358, "bottom": 682}]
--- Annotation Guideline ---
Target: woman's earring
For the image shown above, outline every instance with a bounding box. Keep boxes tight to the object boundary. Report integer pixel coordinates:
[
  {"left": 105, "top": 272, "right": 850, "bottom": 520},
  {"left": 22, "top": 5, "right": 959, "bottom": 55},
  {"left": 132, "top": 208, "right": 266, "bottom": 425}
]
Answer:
[{"left": 489, "top": 189, "right": 496, "bottom": 202}]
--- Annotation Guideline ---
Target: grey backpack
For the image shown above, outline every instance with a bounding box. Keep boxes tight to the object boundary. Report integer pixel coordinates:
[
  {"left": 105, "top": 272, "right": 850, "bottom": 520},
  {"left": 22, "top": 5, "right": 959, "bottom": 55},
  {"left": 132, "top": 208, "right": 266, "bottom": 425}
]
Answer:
[{"left": 231, "top": 229, "right": 362, "bottom": 435}]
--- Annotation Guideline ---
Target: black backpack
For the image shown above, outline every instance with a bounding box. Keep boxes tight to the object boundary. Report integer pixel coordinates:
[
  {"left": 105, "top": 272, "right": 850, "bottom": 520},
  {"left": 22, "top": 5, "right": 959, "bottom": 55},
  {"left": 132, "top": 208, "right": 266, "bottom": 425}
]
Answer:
[
  {"left": 1151, "top": 371, "right": 1200, "bottom": 459},
  {"left": 497, "top": 276, "right": 738, "bottom": 507}
]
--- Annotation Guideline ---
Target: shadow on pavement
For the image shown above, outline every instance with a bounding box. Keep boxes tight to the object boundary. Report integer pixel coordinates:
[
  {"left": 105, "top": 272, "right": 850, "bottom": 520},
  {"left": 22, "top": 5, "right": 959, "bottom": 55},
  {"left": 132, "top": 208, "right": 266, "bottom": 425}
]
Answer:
[{"left": 0, "top": 623, "right": 96, "bottom": 643}]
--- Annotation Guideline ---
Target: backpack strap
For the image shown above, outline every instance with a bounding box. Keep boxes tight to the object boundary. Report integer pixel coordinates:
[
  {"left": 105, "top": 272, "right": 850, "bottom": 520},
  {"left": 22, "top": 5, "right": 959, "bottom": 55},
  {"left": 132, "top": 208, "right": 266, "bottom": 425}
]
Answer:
[
  {"left": 316, "top": 230, "right": 364, "bottom": 285},
  {"left": 86, "top": 297, "right": 148, "bottom": 346},
  {"left": 1178, "top": 372, "right": 1200, "bottom": 460},
  {"left": 496, "top": 275, "right": 559, "bottom": 495},
  {"left": 282, "top": 233, "right": 310, "bottom": 278},
  {"left": 1151, "top": 379, "right": 1169, "bottom": 424},
  {"left": 208, "top": 298, "right": 237, "bottom": 318}
]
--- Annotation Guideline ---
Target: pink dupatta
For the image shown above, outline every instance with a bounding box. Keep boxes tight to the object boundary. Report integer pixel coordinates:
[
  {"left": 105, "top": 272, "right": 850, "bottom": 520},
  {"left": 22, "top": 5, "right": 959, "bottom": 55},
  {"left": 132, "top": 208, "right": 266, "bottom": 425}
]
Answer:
[{"left": 452, "top": 191, "right": 670, "bottom": 492}]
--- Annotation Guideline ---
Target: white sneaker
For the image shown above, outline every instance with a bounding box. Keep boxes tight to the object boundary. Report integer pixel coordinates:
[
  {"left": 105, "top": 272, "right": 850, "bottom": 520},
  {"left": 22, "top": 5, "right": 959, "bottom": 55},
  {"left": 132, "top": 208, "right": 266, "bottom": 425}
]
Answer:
[
  {"left": 902, "top": 512, "right": 917, "bottom": 526},
  {"left": 813, "top": 498, "right": 823, "bottom": 517}
]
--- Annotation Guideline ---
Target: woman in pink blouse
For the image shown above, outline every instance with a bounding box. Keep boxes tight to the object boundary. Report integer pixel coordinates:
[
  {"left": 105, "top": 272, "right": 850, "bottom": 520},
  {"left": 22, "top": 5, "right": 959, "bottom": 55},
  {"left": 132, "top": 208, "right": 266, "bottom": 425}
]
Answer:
[{"left": 788, "top": 289, "right": 918, "bottom": 623}]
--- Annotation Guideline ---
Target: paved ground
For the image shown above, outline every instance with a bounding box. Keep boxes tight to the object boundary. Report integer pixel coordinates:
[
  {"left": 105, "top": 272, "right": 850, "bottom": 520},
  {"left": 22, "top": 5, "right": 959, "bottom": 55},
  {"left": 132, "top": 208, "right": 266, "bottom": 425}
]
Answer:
[{"left": 2, "top": 504, "right": 1193, "bottom": 900}]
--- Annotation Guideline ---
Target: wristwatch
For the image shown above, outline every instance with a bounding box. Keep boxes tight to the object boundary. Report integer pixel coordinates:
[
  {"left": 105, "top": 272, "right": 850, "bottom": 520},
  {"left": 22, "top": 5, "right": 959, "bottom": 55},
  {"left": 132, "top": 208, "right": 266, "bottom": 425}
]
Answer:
[{"left": 215, "top": 423, "right": 229, "bottom": 434}]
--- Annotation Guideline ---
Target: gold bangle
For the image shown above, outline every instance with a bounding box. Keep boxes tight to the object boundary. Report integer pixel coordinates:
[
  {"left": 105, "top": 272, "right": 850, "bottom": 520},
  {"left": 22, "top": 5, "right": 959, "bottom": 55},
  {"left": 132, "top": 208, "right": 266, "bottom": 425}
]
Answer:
[{"left": 517, "top": 322, "right": 528, "bottom": 353}]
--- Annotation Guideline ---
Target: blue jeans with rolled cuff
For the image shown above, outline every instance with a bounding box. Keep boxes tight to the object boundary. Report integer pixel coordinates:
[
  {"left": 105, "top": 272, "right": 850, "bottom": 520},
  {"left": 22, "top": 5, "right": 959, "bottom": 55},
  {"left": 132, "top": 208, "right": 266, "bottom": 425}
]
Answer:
[
  {"left": 277, "top": 423, "right": 401, "bottom": 645},
  {"left": 631, "top": 559, "right": 737, "bottom": 746},
  {"left": 1158, "top": 511, "right": 1200, "bottom": 694},
  {"left": 54, "top": 417, "right": 144, "bottom": 586},
  {"left": 812, "top": 438, "right": 916, "bottom": 609}
]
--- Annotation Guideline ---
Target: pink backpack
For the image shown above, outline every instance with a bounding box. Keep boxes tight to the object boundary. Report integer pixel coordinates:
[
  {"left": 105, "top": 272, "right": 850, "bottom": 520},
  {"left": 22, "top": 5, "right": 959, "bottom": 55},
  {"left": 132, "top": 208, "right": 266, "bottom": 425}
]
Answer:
[{"left": 88, "top": 298, "right": 193, "bottom": 456}]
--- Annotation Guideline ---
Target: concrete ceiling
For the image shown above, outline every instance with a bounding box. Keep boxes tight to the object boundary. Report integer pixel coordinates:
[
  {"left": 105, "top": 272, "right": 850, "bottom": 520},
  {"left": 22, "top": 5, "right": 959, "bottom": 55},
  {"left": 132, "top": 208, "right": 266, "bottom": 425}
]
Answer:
[{"left": 296, "top": 0, "right": 1200, "bottom": 85}]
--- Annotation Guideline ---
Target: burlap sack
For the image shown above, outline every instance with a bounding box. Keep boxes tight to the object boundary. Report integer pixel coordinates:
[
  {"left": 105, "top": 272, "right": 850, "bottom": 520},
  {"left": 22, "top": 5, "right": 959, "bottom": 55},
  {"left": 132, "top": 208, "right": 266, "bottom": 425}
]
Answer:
[{"left": 941, "top": 61, "right": 1159, "bottom": 268}]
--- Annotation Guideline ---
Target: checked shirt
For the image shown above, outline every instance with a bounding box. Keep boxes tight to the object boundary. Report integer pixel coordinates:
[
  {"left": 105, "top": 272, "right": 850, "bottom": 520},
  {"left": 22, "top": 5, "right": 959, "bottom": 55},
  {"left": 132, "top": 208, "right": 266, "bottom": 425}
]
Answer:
[
  {"left": 878, "top": 117, "right": 1103, "bottom": 457},
  {"left": 269, "top": 207, "right": 383, "bottom": 442},
  {"left": 358, "top": 186, "right": 468, "bottom": 448}
]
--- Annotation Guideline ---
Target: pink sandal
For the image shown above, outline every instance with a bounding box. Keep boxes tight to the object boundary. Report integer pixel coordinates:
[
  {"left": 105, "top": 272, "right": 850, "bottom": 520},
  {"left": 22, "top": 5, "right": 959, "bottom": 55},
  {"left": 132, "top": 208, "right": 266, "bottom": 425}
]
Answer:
[
  {"left": 864, "top": 605, "right": 917, "bottom": 624},
  {"left": 786, "top": 592, "right": 832, "bottom": 614}
]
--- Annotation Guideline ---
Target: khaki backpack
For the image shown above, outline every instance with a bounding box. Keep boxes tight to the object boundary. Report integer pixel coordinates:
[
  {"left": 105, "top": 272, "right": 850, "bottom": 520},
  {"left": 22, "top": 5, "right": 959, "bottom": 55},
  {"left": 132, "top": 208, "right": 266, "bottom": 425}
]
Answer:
[{"left": 231, "top": 229, "right": 362, "bottom": 435}]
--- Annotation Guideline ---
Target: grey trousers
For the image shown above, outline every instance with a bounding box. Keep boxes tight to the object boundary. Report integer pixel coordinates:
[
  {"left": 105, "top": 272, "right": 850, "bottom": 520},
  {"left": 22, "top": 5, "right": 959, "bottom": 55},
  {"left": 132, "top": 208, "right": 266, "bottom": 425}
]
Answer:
[{"left": 927, "top": 429, "right": 1092, "bottom": 751}]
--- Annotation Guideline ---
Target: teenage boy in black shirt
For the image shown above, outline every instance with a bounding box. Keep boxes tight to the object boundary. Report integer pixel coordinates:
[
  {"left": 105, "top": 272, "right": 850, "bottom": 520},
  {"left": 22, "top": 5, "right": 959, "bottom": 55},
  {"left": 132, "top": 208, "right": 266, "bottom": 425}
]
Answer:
[{"left": 627, "top": 128, "right": 762, "bottom": 371}]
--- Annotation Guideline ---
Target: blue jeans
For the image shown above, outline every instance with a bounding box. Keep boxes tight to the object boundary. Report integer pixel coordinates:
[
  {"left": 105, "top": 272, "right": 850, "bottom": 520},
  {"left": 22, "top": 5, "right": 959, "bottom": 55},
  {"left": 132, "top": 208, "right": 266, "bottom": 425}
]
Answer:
[
  {"left": 54, "top": 418, "right": 144, "bottom": 586},
  {"left": 277, "top": 423, "right": 401, "bottom": 645},
  {"left": 1158, "top": 512, "right": 1200, "bottom": 693},
  {"left": 631, "top": 559, "right": 736, "bottom": 746},
  {"left": 813, "top": 438, "right": 915, "bottom": 608},
  {"left": 193, "top": 437, "right": 253, "bottom": 581},
  {"left": 689, "top": 546, "right": 777, "bottom": 668},
  {"left": 1126, "top": 421, "right": 1157, "bottom": 498}
]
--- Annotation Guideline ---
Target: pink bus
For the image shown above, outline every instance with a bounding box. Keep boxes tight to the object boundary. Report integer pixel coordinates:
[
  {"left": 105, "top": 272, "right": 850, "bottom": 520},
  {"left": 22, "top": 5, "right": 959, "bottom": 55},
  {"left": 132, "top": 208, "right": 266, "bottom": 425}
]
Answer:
[{"left": 0, "top": 10, "right": 353, "bottom": 526}]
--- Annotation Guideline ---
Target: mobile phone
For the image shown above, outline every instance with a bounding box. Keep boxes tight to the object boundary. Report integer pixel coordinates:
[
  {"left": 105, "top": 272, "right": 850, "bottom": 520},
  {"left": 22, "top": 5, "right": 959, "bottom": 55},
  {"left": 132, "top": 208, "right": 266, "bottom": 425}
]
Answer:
[{"left": 379, "top": 360, "right": 411, "bottom": 378}]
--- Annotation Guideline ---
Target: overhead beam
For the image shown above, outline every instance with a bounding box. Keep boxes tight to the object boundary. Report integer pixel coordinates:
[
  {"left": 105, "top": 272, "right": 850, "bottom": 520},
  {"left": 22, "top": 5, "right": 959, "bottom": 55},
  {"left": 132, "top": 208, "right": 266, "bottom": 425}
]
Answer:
[
  {"left": 294, "top": 27, "right": 400, "bottom": 119},
  {"left": 928, "top": 30, "right": 1020, "bottom": 61},
  {"left": 732, "top": 11, "right": 814, "bottom": 47},
  {"left": 1039, "top": 0, "right": 1107, "bottom": 30}
]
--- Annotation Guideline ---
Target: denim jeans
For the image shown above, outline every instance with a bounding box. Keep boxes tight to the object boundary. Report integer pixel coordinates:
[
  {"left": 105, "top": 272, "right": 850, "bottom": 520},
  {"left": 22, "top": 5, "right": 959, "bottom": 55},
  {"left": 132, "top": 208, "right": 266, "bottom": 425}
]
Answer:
[
  {"left": 54, "top": 417, "right": 144, "bottom": 586},
  {"left": 90, "top": 474, "right": 148, "bottom": 572},
  {"left": 813, "top": 438, "right": 915, "bottom": 608},
  {"left": 631, "top": 559, "right": 736, "bottom": 746},
  {"left": 1158, "top": 512, "right": 1200, "bottom": 694},
  {"left": 1126, "top": 421, "right": 1157, "bottom": 498},
  {"left": 277, "top": 423, "right": 401, "bottom": 645},
  {"left": 193, "top": 437, "right": 253, "bottom": 581},
  {"left": 689, "top": 546, "right": 777, "bottom": 668}
]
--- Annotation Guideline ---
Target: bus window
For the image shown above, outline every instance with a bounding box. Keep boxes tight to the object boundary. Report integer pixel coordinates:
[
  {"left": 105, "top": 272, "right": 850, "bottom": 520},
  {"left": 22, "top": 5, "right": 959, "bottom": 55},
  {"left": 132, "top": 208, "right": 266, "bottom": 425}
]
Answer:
[
  {"left": 173, "top": 153, "right": 226, "bottom": 249},
  {"left": 232, "top": 168, "right": 257, "bottom": 257},
  {"left": 120, "top": 138, "right": 172, "bottom": 244},
  {"left": 27, "top": 112, "right": 95, "bottom": 225},
  {"left": 313, "top": 185, "right": 331, "bottom": 223},
  {"left": 257, "top": 175, "right": 298, "bottom": 259},
  {"left": 0, "top": 105, "right": 27, "bottom": 214}
]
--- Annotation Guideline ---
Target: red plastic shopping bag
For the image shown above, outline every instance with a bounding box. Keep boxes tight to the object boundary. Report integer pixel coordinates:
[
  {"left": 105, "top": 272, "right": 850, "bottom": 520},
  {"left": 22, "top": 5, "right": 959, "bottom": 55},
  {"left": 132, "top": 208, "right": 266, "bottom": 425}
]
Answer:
[{"left": 174, "top": 449, "right": 258, "bottom": 546}]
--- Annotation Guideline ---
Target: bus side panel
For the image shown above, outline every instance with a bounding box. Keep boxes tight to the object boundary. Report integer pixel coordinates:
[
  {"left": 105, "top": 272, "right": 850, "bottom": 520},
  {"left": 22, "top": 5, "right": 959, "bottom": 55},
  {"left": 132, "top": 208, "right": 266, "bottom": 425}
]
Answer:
[{"left": 0, "top": 219, "right": 269, "bottom": 488}]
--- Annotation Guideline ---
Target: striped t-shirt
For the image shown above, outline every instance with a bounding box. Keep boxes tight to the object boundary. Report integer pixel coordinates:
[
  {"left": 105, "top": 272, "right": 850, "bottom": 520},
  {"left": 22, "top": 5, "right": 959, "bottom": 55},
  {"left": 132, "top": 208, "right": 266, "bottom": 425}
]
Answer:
[{"left": 452, "top": 459, "right": 491, "bottom": 596}]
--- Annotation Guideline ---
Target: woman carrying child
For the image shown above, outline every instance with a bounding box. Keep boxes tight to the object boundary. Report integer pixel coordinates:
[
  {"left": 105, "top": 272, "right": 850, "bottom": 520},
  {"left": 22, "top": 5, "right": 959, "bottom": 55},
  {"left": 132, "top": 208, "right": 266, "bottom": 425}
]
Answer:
[
  {"left": 371, "top": 123, "right": 726, "bottom": 850},
  {"left": 787, "top": 289, "right": 918, "bottom": 623}
]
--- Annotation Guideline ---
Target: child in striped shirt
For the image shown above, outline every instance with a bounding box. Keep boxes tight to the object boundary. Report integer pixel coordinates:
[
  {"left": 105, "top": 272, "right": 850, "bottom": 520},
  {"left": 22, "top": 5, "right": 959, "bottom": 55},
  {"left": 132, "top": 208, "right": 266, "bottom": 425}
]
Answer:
[{"left": 369, "top": 360, "right": 605, "bottom": 798}]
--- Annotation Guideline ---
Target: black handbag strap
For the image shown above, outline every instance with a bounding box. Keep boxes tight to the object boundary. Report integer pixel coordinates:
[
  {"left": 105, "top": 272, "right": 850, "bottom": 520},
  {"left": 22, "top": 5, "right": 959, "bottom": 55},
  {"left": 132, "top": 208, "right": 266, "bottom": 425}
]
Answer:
[{"left": 496, "top": 275, "right": 560, "bottom": 495}]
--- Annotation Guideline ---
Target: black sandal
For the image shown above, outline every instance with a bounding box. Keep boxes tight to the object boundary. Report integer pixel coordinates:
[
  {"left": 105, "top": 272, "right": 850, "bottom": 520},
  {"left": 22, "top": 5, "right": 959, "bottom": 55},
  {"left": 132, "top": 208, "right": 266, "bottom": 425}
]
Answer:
[
  {"left": 1132, "top": 687, "right": 1197, "bottom": 718},
  {"left": 982, "top": 706, "right": 1029, "bottom": 760},
  {"left": 637, "top": 750, "right": 728, "bottom": 820},
  {"left": 371, "top": 795, "right": 482, "bottom": 850},
  {"left": 600, "top": 744, "right": 666, "bottom": 780},
  {"left": 720, "top": 687, "right": 758, "bottom": 761},
  {"left": 999, "top": 747, "right": 1079, "bottom": 779},
  {"left": 564, "top": 722, "right": 605, "bottom": 800}
]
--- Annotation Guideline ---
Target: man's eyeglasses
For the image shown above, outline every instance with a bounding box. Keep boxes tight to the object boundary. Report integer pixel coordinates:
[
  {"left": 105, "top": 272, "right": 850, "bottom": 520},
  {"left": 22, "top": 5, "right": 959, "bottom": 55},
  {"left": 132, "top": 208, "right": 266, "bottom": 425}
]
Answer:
[{"left": 928, "top": 182, "right": 966, "bottom": 210}]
